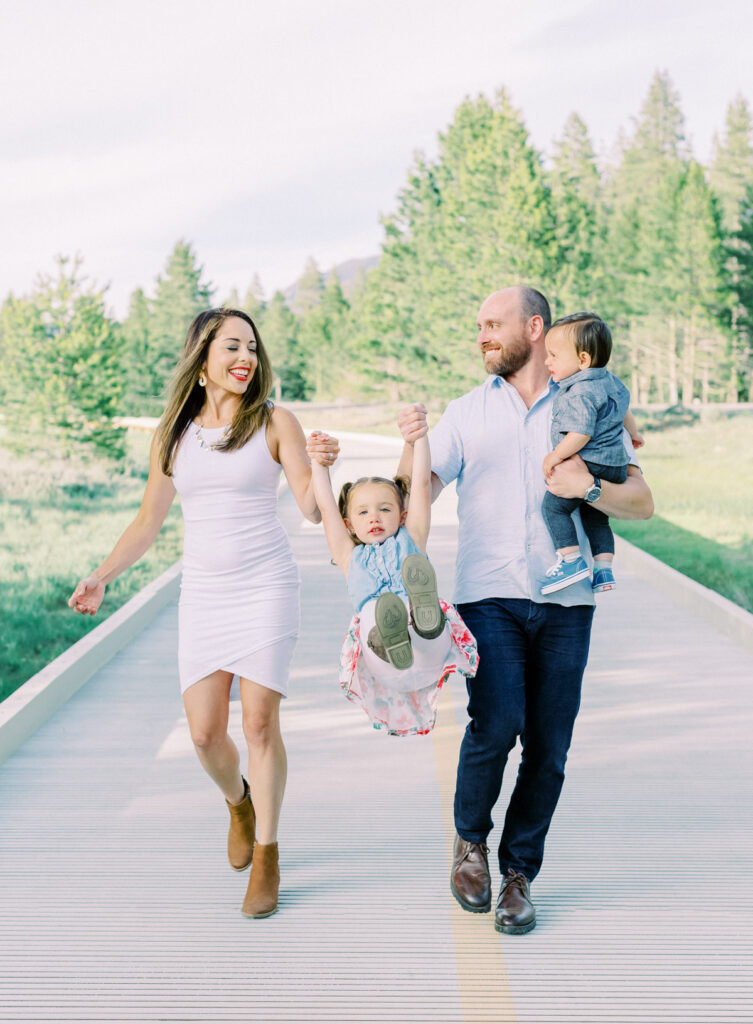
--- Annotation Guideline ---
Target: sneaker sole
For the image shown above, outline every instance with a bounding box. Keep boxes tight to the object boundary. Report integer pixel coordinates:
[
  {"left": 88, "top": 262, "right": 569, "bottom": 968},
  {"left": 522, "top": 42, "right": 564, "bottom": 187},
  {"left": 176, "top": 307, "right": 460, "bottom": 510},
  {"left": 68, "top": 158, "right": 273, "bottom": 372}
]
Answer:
[
  {"left": 540, "top": 567, "right": 592, "bottom": 595},
  {"left": 494, "top": 917, "right": 536, "bottom": 934},
  {"left": 374, "top": 593, "right": 413, "bottom": 669},
  {"left": 450, "top": 880, "right": 491, "bottom": 914},
  {"left": 401, "top": 553, "right": 444, "bottom": 638},
  {"left": 592, "top": 582, "right": 616, "bottom": 593}
]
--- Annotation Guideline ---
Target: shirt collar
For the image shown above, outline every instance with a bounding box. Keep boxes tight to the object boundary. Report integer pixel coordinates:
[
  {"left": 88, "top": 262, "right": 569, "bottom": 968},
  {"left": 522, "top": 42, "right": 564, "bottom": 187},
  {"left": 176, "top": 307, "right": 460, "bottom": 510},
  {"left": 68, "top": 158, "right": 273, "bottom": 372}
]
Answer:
[{"left": 555, "top": 366, "right": 607, "bottom": 392}]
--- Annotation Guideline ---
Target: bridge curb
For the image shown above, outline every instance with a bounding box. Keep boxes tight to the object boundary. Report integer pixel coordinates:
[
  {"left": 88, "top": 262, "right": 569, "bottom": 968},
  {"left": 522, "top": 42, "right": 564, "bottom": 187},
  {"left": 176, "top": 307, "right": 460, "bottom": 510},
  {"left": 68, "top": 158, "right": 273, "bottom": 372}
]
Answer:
[{"left": 0, "top": 562, "right": 182, "bottom": 766}]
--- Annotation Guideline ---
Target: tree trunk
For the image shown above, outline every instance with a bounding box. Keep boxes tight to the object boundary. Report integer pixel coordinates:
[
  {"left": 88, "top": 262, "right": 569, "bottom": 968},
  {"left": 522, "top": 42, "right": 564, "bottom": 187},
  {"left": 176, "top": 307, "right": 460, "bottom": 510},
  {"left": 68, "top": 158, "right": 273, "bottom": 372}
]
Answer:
[{"left": 667, "top": 318, "right": 678, "bottom": 404}]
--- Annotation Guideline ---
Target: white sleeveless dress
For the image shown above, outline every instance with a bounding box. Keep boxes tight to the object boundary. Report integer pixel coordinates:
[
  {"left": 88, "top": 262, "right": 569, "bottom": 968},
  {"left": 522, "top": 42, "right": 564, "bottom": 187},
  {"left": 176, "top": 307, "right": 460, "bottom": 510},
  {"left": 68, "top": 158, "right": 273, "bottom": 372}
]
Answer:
[{"left": 171, "top": 421, "right": 300, "bottom": 696}]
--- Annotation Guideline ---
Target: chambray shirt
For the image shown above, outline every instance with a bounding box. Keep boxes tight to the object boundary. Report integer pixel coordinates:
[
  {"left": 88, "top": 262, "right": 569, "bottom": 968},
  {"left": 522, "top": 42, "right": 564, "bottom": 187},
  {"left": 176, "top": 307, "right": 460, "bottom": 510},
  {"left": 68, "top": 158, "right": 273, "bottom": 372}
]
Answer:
[
  {"left": 551, "top": 367, "right": 630, "bottom": 467},
  {"left": 346, "top": 526, "right": 420, "bottom": 612},
  {"left": 430, "top": 375, "right": 638, "bottom": 607}
]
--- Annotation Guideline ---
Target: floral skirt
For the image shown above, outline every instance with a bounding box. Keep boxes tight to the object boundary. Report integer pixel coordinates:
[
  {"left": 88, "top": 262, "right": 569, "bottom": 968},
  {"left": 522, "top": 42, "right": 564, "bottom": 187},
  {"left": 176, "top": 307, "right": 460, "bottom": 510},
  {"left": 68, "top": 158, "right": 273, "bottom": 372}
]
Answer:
[{"left": 338, "top": 600, "right": 478, "bottom": 736}]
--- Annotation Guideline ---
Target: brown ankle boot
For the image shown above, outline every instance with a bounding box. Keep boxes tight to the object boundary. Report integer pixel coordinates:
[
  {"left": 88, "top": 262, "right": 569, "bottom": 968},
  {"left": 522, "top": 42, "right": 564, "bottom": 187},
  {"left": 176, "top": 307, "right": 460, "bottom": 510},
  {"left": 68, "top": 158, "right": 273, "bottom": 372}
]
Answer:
[
  {"left": 241, "top": 842, "right": 279, "bottom": 918},
  {"left": 226, "top": 778, "right": 255, "bottom": 871}
]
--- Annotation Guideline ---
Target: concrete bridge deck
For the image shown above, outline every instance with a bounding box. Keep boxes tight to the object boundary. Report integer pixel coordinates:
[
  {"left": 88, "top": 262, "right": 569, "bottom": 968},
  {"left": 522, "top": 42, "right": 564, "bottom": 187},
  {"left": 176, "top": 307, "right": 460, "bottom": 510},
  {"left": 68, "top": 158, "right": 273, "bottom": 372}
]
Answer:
[{"left": 1, "top": 434, "right": 752, "bottom": 1023}]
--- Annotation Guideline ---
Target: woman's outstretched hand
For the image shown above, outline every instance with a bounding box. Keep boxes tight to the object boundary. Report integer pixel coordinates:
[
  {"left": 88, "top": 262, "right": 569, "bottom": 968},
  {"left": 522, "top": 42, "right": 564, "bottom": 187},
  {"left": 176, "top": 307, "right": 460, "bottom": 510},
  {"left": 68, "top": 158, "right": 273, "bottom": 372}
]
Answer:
[
  {"left": 68, "top": 577, "right": 106, "bottom": 616},
  {"left": 306, "top": 430, "right": 340, "bottom": 467},
  {"left": 398, "top": 403, "right": 428, "bottom": 443}
]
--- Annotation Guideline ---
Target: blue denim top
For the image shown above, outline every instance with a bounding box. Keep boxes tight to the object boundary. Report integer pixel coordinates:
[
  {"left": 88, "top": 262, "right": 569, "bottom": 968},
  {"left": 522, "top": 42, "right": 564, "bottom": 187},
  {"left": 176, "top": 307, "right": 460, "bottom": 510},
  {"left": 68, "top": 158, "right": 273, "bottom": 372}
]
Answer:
[
  {"left": 550, "top": 367, "right": 630, "bottom": 467},
  {"left": 346, "top": 526, "right": 420, "bottom": 612}
]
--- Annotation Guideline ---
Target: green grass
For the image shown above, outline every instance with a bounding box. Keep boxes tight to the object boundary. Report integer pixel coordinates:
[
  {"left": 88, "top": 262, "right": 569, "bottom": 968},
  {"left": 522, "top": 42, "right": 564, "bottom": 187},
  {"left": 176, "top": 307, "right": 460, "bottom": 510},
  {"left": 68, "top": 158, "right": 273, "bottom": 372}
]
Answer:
[
  {"left": 614, "top": 413, "right": 753, "bottom": 613},
  {"left": 0, "top": 431, "right": 183, "bottom": 702}
]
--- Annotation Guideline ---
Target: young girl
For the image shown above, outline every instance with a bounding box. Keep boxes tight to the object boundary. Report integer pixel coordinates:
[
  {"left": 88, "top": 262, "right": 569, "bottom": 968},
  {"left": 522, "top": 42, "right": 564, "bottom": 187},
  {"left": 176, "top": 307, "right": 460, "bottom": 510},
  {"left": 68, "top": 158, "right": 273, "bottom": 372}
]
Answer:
[{"left": 306, "top": 430, "right": 478, "bottom": 737}]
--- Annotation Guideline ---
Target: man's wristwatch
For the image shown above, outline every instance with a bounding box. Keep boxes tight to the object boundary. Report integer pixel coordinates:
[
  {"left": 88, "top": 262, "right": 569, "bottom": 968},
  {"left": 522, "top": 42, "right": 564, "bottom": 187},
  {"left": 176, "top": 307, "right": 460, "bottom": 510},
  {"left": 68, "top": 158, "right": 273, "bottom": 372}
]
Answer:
[{"left": 584, "top": 476, "right": 601, "bottom": 502}]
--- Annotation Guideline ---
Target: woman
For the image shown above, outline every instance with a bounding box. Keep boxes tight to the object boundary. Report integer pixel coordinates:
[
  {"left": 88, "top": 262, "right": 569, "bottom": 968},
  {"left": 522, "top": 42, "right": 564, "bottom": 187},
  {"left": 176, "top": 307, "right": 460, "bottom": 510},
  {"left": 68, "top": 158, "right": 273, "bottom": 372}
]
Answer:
[{"left": 68, "top": 308, "right": 337, "bottom": 918}]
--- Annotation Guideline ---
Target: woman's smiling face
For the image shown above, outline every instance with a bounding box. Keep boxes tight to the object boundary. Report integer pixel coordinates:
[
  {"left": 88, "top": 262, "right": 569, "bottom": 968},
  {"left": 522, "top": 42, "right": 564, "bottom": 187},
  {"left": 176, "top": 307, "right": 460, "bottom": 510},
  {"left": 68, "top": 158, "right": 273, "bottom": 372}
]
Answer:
[{"left": 203, "top": 316, "right": 258, "bottom": 393}]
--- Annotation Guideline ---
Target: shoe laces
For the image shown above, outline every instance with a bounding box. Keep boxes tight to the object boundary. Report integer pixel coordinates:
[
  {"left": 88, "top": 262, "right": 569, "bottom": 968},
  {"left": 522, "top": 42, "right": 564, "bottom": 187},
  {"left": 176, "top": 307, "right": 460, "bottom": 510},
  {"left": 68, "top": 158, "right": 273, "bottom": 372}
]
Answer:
[
  {"left": 503, "top": 868, "right": 528, "bottom": 892},
  {"left": 459, "top": 841, "right": 489, "bottom": 864},
  {"left": 545, "top": 556, "right": 565, "bottom": 577}
]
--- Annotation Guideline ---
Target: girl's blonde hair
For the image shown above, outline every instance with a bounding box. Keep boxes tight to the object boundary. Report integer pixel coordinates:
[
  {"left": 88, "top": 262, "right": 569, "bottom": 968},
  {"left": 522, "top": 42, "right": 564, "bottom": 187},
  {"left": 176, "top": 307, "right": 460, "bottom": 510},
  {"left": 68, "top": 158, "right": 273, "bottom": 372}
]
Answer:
[
  {"left": 157, "top": 308, "right": 273, "bottom": 476},
  {"left": 338, "top": 476, "right": 411, "bottom": 544}
]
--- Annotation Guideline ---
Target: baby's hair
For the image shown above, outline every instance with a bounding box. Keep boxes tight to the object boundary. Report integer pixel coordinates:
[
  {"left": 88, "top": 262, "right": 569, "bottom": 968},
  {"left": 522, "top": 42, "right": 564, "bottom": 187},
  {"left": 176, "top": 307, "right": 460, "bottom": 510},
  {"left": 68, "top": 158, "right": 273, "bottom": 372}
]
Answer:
[
  {"left": 551, "top": 311, "right": 612, "bottom": 368},
  {"left": 338, "top": 476, "right": 411, "bottom": 543}
]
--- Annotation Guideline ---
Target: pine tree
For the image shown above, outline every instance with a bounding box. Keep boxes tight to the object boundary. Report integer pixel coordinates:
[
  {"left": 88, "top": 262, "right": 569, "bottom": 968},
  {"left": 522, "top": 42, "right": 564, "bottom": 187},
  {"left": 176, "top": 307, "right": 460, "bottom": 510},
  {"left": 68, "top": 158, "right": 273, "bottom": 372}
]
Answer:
[
  {"left": 243, "top": 274, "right": 266, "bottom": 324},
  {"left": 604, "top": 71, "right": 690, "bottom": 401},
  {"left": 1, "top": 256, "right": 125, "bottom": 458},
  {"left": 298, "top": 272, "right": 350, "bottom": 400},
  {"left": 548, "top": 113, "right": 604, "bottom": 314},
  {"left": 120, "top": 287, "right": 153, "bottom": 415},
  {"left": 710, "top": 96, "right": 753, "bottom": 399},
  {"left": 261, "top": 292, "right": 308, "bottom": 400},
  {"left": 142, "top": 240, "right": 213, "bottom": 414},
  {"left": 292, "top": 257, "right": 324, "bottom": 315},
  {"left": 347, "top": 89, "right": 557, "bottom": 401}
]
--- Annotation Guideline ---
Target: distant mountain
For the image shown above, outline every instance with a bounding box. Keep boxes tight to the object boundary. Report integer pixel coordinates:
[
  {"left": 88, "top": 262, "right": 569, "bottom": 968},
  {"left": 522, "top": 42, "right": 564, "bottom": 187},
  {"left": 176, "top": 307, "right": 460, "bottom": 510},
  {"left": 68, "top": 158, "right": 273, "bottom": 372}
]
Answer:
[{"left": 284, "top": 255, "right": 379, "bottom": 309}]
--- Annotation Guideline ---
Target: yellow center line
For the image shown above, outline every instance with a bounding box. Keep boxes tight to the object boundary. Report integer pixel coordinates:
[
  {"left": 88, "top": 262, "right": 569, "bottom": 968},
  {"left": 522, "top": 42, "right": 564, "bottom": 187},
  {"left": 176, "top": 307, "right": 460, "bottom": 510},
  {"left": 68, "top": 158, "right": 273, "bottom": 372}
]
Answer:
[{"left": 432, "top": 682, "right": 517, "bottom": 1023}]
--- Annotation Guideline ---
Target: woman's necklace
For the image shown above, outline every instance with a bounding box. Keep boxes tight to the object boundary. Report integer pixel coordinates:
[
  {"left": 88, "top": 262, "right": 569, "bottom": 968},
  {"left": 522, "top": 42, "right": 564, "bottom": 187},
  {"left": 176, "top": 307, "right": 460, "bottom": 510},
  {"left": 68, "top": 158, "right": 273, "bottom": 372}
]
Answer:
[{"left": 194, "top": 419, "right": 230, "bottom": 451}]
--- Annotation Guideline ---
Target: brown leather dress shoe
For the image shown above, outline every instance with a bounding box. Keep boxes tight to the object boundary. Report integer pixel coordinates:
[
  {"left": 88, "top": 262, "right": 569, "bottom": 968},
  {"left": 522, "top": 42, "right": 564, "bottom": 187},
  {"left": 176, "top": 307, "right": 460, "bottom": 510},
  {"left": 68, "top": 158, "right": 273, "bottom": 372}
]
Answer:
[
  {"left": 495, "top": 868, "right": 536, "bottom": 934},
  {"left": 450, "top": 834, "right": 491, "bottom": 913}
]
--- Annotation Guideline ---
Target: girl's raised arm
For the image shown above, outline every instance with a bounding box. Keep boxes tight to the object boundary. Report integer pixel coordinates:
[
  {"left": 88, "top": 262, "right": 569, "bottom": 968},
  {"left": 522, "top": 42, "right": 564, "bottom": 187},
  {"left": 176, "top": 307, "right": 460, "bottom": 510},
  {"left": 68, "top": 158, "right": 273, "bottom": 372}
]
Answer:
[
  {"left": 306, "top": 432, "right": 355, "bottom": 574},
  {"left": 68, "top": 431, "right": 177, "bottom": 616},
  {"left": 404, "top": 433, "right": 431, "bottom": 552}
]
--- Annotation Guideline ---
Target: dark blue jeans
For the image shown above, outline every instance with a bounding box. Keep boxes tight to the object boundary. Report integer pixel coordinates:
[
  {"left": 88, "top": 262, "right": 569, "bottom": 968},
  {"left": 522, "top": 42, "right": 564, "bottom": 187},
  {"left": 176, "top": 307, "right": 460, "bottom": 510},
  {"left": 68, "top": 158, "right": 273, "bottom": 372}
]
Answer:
[
  {"left": 455, "top": 598, "right": 594, "bottom": 881},
  {"left": 541, "top": 460, "right": 628, "bottom": 555}
]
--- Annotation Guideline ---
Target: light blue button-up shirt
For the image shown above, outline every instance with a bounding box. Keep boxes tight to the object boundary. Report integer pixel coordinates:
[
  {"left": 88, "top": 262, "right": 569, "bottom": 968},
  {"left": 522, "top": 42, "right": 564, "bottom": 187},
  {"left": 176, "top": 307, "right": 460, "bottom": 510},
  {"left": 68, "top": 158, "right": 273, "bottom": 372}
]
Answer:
[{"left": 430, "top": 374, "right": 637, "bottom": 607}]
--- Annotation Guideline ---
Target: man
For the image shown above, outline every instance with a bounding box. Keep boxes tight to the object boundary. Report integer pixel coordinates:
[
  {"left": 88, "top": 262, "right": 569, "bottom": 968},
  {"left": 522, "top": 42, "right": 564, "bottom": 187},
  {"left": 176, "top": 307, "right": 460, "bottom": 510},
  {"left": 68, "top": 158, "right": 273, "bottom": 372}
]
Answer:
[{"left": 397, "top": 286, "right": 653, "bottom": 934}]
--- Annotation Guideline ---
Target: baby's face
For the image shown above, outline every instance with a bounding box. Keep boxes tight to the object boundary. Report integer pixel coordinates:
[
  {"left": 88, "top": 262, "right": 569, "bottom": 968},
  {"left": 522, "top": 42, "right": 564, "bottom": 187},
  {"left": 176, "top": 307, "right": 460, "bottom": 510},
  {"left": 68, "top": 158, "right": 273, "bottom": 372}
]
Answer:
[
  {"left": 545, "top": 325, "right": 589, "bottom": 382},
  {"left": 345, "top": 482, "right": 405, "bottom": 544}
]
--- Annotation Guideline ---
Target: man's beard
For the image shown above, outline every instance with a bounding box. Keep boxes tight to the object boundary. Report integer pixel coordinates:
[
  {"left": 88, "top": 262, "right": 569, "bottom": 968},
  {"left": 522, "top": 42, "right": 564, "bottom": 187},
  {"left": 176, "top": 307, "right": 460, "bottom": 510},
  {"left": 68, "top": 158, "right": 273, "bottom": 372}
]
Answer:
[{"left": 484, "top": 338, "right": 532, "bottom": 377}]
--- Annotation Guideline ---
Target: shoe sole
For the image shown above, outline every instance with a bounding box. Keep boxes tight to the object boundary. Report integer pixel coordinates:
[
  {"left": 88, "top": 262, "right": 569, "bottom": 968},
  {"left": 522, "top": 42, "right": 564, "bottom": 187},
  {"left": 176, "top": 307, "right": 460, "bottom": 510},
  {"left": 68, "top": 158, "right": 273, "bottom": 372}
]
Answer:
[
  {"left": 592, "top": 582, "right": 615, "bottom": 593},
  {"left": 374, "top": 593, "right": 413, "bottom": 669},
  {"left": 540, "top": 567, "right": 592, "bottom": 595},
  {"left": 450, "top": 880, "right": 491, "bottom": 914},
  {"left": 494, "top": 917, "right": 536, "bottom": 934},
  {"left": 401, "top": 553, "right": 444, "bottom": 638},
  {"left": 230, "top": 855, "right": 253, "bottom": 872},
  {"left": 241, "top": 906, "right": 278, "bottom": 919}
]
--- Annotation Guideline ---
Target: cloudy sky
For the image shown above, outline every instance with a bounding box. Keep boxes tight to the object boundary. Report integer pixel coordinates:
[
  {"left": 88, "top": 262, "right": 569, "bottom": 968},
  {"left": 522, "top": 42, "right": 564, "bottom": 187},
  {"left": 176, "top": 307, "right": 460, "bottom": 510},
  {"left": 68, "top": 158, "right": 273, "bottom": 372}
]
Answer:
[{"left": 2, "top": 0, "right": 753, "bottom": 316}]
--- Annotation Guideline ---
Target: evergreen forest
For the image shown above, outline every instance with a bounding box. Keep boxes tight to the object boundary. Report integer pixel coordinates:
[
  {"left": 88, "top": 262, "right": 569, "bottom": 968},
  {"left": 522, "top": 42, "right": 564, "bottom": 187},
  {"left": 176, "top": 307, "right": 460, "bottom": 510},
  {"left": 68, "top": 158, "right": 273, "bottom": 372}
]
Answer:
[{"left": 3, "top": 72, "right": 753, "bottom": 463}]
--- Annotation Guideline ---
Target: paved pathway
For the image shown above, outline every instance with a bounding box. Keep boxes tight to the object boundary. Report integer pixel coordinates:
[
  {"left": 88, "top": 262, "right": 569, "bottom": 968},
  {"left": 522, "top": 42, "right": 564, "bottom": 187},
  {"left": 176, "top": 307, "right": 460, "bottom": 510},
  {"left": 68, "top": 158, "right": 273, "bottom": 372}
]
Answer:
[{"left": 1, "top": 435, "right": 752, "bottom": 1022}]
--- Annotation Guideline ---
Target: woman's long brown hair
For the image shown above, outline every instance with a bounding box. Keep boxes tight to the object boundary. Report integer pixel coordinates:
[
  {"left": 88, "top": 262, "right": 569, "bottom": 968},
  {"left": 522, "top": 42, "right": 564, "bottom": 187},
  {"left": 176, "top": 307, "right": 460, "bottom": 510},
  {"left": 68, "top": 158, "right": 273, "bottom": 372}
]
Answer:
[{"left": 157, "top": 308, "right": 273, "bottom": 476}]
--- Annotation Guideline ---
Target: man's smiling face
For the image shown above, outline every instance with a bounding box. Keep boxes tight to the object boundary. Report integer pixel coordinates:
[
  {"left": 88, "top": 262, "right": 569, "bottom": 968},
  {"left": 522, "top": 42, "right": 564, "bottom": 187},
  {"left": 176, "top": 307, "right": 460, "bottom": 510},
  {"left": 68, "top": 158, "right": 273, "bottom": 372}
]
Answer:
[{"left": 475, "top": 289, "right": 532, "bottom": 377}]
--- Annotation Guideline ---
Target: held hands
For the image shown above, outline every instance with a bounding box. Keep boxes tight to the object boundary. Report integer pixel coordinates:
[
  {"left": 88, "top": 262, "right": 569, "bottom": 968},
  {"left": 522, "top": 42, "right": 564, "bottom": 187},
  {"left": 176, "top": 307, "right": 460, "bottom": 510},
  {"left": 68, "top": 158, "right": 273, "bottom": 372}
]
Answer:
[
  {"left": 398, "top": 403, "right": 428, "bottom": 443},
  {"left": 545, "top": 454, "right": 593, "bottom": 499},
  {"left": 68, "top": 577, "right": 106, "bottom": 616},
  {"left": 542, "top": 451, "right": 562, "bottom": 477},
  {"left": 306, "top": 430, "right": 340, "bottom": 468}
]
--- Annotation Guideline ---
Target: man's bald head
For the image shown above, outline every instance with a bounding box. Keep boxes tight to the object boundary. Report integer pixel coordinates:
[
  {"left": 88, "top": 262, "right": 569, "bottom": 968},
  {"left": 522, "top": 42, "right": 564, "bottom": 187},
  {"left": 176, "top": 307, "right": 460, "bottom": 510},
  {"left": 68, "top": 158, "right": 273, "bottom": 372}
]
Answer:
[{"left": 484, "top": 286, "right": 551, "bottom": 332}]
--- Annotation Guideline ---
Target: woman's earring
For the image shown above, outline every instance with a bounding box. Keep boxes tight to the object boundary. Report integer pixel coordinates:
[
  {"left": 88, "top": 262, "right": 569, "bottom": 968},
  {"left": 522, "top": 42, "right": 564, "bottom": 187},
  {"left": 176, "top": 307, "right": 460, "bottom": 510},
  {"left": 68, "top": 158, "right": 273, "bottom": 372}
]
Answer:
[{"left": 198, "top": 370, "right": 207, "bottom": 387}]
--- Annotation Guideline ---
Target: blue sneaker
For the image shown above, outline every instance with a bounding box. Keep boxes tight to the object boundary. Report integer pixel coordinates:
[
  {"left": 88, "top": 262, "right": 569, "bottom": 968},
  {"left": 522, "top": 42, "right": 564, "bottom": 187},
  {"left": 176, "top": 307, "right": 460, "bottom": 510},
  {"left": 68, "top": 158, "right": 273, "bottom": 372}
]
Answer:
[
  {"left": 540, "top": 555, "right": 591, "bottom": 595},
  {"left": 592, "top": 566, "right": 616, "bottom": 593}
]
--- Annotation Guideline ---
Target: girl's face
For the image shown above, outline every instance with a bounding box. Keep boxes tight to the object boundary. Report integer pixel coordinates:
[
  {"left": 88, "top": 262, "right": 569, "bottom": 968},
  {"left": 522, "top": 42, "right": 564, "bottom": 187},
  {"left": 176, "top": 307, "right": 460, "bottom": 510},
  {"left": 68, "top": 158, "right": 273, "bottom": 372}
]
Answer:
[
  {"left": 202, "top": 316, "right": 258, "bottom": 394},
  {"left": 544, "top": 325, "right": 591, "bottom": 382},
  {"left": 344, "top": 482, "right": 406, "bottom": 545}
]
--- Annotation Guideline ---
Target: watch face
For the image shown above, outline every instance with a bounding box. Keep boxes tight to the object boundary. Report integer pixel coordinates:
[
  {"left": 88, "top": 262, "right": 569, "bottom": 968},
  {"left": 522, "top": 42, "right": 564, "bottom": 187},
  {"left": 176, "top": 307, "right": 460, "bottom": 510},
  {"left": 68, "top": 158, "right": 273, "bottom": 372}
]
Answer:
[{"left": 586, "top": 482, "right": 601, "bottom": 501}]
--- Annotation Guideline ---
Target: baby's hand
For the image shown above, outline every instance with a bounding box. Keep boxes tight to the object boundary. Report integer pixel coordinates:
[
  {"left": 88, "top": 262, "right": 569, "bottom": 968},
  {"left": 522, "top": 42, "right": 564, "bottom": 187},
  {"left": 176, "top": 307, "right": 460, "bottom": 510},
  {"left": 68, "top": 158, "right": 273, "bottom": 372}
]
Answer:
[
  {"left": 306, "top": 430, "right": 339, "bottom": 467},
  {"left": 631, "top": 431, "right": 645, "bottom": 449},
  {"left": 543, "top": 451, "right": 561, "bottom": 477}
]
